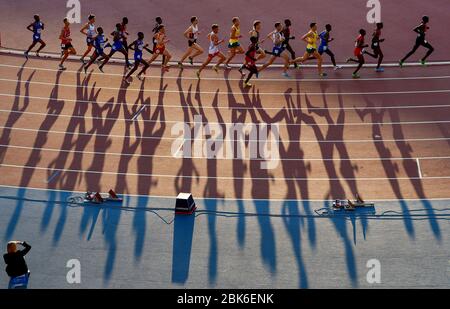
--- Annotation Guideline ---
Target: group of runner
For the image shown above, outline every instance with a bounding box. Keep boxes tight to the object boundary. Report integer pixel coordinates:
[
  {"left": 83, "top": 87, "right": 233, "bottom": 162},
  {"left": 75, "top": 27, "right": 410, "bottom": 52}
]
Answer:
[{"left": 24, "top": 14, "right": 435, "bottom": 84}]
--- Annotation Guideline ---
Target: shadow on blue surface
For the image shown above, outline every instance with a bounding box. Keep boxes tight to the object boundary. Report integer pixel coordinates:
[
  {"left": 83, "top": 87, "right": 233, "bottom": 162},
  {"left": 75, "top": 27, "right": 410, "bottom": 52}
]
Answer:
[
  {"left": 1, "top": 186, "right": 450, "bottom": 288},
  {"left": 171, "top": 213, "right": 195, "bottom": 284}
]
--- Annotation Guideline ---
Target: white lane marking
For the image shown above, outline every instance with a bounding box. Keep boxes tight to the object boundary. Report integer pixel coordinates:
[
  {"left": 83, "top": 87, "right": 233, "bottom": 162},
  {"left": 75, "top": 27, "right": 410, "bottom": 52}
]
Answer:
[
  {"left": 1, "top": 77, "right": 450, "bottom": 96},
  {"left": 2, "top": 93, "right": 450, "bottom": 111},
  {"left": 1, "top": 125, "right": 450, "bottom": 142},
  {"left": 1, "top": 109, "right": 450, "bottom": 128},
  {"left": 45, "top": 170, "right": 61, "bottom": 183},
  {"left": 416, "top": 158, "right": 423, "bottom": 179},
  {"left": 1, "top": 163, "right": 450, "bottom": 181},
  {"left": 131, "top": 104, "right": 147, "bottom": 121},
  {"left": 2, "top": 143, "right": 450, "bottom": 162},
  {"left": 2, "top": 48, "right": 450, "bottom": 69},
  {"left": 174, "top": 139, "right": 185, "bottom": 158},
  {"left": 1, "top": 183, "right": 449, "bottom": 202},
  {"left": 2, "top": 61, "right": 450, "bottom": 82}
]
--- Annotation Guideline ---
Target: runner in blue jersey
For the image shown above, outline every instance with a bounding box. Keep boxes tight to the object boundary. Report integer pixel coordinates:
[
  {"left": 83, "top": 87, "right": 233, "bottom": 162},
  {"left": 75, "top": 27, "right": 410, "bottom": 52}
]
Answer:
[
  {"left": 99, "top": 23, "right": 132, "bottom": 71},
  {"left": 318, "top": 24, "right": 340, "bottom": 70},
  {"left": 24, "top": 15, "right": 46, "bottom": 58},
  {"left": 124, "top": 32, "right": 153, "bottom": 83},
  {"left": 83, "top": 27, "right": 110, "bottom": 73}
]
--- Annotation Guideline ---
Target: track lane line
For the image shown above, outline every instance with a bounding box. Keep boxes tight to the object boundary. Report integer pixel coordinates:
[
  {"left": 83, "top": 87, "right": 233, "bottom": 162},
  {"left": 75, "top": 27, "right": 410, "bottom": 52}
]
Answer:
[
  {"left": 1, "top": 77, "right": 450, "bottom": 96},
  {"left": 2, "top": 93, "right": 450, "bottom": 111},
  {"left": 1, "top": 163, "right": 449, "bottom": 181},
  {"left": 1, "top": 143, "right": 450, "bottom": 162},
  {"left": 2, "top": 61, "right": 450, "bottom": 82},
  {"left": 1, "top": 183, "right": 449, "bottom": 202},
  {"left": 1, "top": 125, "right": 449, "bottom": 142},
  {"left": 1, "top": 109, "right": 450, "bottom": 127}
]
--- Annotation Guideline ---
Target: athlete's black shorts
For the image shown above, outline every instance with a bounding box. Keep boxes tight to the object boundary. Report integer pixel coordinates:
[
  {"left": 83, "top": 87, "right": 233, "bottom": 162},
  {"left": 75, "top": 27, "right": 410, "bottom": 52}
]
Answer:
[
  {"left": 188, "top": 39, "right": 197, "bottom": 47},
  {"left": 61, "top": 43, "right": 73, "bottom": 50}
]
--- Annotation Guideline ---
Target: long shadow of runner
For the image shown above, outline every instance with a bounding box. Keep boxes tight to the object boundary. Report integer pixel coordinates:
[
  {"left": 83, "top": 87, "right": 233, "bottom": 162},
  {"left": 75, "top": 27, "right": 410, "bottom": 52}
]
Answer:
[
  {"left": 4, "top": 69, "right": 62, "bottom": 241},
  {"left": 307, "top": 83, "right": 368, "bottom": 240},
  {"left": 235, "top": 77, "right": 277, "bottom": 275},
  {"left": 301, "top": 93, "right": 358, "bottom": 287},
  {"left": 134, "top": 73, "right": 166, "bottom": 264},
  {"left": 81, "top": 82, "right": 122, "bottom": 242},
  {"left": 197, "top": 81, "right": 224, "bottom": 285},
  {"left": 252, "top": 83, "right": 311, "bottom": 287},
  {"left": 97, "top": 76, "right": 131, "bottom": 282},
  {"left": 0, "top": 61, "right": 31, "bottom": 164},
  {"left": 44, "top": 71, "right": 101, "bottom": 245},
  {"left": 171, "top": 71, "right": 200, "bottom": 284},
  {"left": 355, "top": 97, "right": 415, "bottom": 238},
  {"left": 103, "top": 81, "right": 143, "bottom": 279},
  {"left": 225, "top": 74, "right": 248, "bottom": 249},
  {"left": 389, "top": 107, "right": 441, "bottom": 241},
  {"left": 174, "top": 70, "right": 200, "bottom": 193}
]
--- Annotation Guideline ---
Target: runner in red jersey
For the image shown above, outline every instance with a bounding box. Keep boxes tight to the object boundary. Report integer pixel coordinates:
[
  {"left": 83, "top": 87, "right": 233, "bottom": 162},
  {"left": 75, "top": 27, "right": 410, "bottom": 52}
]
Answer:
[
  {"left": 346, "top": 29, "right": 368, "bottom": 78},
  {"left": 119, "top": 17, "right": 129, "bottom": 52},
  {"left": 138, "top": 24, "right": 171, "bottom": 76},
  {"left": 242, "top": 36, "right": 259, "bottom": 87},
  {"left": 59, "top": 18, "right": 77, "bottom": 70}
]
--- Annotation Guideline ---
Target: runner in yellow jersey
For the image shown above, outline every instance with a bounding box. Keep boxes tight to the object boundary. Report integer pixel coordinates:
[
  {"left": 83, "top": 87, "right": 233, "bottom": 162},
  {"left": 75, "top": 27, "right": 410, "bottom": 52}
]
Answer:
[
  {"left": 291, "top": 22, "right": 327, "bottom": 77},
  {"left": 224, "top": 17, "right": 245, "bottom": 69}
]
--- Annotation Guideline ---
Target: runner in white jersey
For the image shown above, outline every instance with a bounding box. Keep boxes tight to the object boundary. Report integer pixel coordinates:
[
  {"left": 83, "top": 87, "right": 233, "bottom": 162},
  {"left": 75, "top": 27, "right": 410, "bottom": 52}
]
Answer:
[
  {"left": 80, "top": 14, "right": 97, "bottom": 64},
  {"left": 178, "top": 16, "right": 204, "bottom": 68},
  {"left": 196, "top": 24, "right": 226, "bottom": 79},
  {"left": 259, "top": 22, "right": 291, "bottom": 78}
]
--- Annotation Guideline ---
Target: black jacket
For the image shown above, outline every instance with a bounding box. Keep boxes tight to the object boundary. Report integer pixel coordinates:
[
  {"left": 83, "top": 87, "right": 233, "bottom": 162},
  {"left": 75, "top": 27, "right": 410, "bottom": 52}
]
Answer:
[{"left": 3, "top": 242, "right": 31, "bottom": 278}]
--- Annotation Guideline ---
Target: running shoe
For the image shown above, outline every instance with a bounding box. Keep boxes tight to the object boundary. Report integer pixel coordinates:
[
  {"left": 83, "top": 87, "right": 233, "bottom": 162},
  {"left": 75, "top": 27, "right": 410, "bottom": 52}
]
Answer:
[
  {"left": 238, "top": 67, "right": 246, "bottom": 77},
  {"left": 196, "top": 71, "right": 201, "bottom": 79},
  {"left": 346, "top": 58, "right": 352, "bottom": 63},
  {"left": 36, "top": 52, "right": 40, "bottom": 58},
  {"left": 420, "top": 59, "right": 427, "bottom": 66},
  {"left": 24, "top": 51, "right": 28, "bottom": 59},
  {"left": 352, "top": 73, "right": 360, "bottom": 79},
  {"left": 213, "top": 66, "right": 219, "bottom": 73},
  {"left": 177, "top": 62, "right": 184, "bottom": 69},
  {"left": 333, "top": 65, "right": 342, "bottom": 70},
  {"left": 59, "top": 64, "right": 66, "bottom": 71},
  {"left": 319, "top": 72, "right": 328, "bottom": 78},
  {"left": 80, "top": 57, "right": 86, "bottom": 64},
  {"left": 282, "top": 72, "right": 290, "bottom": 79},
  {"left": 99, "top": 66, "right": 104, "bottom": 73},
  {"left": 123, "top": 77, "right": 131, "bottom": 85},
  {"left": 224, "top": 64, "right": 232, "bottom": 69},
  {"left": 189, "top": 57, "right": 194, "bottom": 65},
  {"left": 375, "top": 67, "right": 384, "bottom": 72},
  {"left": 137, "top": 74, "right": 144, "bottom": 81},
  {"left": 244, "top": 82, "right": 252, "bottom": 88},
  {"left": 83, "top": 66, "right": 87, "bottom": 74},
  {"left": 399, "top": 60, "right": 404, "bottom": 67}
]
